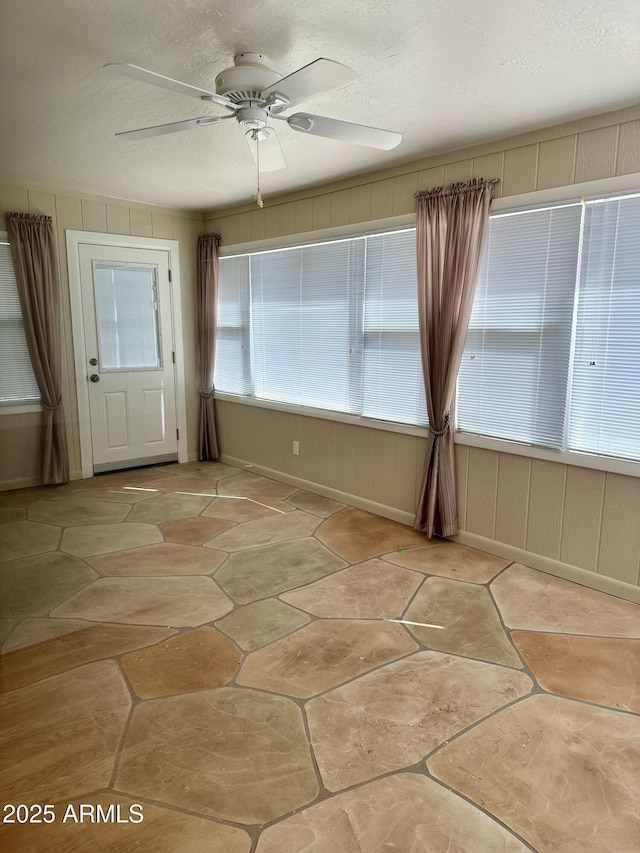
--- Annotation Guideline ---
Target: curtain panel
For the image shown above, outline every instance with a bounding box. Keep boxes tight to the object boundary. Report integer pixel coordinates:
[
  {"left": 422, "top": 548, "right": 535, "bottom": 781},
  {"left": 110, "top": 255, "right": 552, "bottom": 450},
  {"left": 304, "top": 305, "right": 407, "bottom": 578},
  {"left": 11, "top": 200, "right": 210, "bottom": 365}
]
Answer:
[
  {"left": 414, "top": 178, "right": 498, "bottom": 538},
  {"left": 6, "top": 212, "right": 70, "bottom": 484},
  {"left": 197, "top": 232, "right": 221, "bottom": 460}
]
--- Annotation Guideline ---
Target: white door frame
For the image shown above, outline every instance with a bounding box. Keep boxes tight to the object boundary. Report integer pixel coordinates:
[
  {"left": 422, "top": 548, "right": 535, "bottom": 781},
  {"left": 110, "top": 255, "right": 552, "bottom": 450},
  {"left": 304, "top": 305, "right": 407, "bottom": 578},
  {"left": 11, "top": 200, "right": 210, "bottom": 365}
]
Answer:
[{"left": 66, "top": 230, "right": 188, "bottom": 478}]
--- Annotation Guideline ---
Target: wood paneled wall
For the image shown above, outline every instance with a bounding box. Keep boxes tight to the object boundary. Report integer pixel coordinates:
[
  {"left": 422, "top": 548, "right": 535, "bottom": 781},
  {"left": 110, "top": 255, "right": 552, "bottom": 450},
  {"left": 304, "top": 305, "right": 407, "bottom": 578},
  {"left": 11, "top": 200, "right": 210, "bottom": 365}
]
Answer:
[
  {"left": 0, "top": 184, "right": 202, "bottom": 489},
  {"left": 204, "top": 105, "right": 640, "bottom": 241},
  {"left": 206, "top": 103, "right": 640, "bottom": 597}
]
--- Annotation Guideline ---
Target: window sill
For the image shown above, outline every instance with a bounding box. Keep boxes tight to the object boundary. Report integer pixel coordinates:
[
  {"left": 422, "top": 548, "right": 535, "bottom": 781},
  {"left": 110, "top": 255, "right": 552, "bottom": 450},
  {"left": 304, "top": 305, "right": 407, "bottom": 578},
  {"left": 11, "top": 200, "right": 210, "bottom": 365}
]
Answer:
[
  {"left": 0, "top": 403, "right": 43, "bottom": 416},
  {"left": 213, "top": 392, "right": 430, "bottom": 439},
  {"left": 455, "top": 430, "right": 640, "bottom": 479}
]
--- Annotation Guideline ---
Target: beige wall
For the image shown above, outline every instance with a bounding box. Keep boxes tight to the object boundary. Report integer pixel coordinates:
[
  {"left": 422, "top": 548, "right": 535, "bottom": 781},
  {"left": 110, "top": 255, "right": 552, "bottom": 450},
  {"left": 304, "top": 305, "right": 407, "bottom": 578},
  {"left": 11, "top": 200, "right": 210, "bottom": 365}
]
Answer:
[
  {"left": 206, "top": 104, "right": 640, "bottom": 598},
  {"left": 0, "top": 184, "right": 203, "bottom": 489}
]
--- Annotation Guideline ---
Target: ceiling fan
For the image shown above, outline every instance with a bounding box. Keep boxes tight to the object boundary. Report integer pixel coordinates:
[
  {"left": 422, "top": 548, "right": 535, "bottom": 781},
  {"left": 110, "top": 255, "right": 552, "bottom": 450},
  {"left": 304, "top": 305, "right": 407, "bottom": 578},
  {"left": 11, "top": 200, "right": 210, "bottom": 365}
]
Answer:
[{"left": 105, "top": 53, "right": 402, "bottom": 175}]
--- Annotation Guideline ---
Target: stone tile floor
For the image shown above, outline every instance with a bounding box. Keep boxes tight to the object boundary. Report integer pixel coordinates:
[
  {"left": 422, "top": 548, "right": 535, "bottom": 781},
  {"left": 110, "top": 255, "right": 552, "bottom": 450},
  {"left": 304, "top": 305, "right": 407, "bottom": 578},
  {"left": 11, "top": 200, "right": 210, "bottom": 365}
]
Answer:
[{"left": 0, "top": 461, "right": 639, "bottom": 852}]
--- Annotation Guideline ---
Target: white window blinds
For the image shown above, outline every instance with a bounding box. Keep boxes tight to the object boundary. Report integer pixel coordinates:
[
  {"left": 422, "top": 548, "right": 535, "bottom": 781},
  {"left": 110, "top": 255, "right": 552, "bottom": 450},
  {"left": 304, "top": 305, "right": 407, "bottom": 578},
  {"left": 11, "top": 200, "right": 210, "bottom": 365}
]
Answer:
[
  {"left": 250, "top": 239, "right": 365, "bottom": 411},
  {"left": 215, "top": 231, "right": 426, "bottom": 426},
  {"left": 93, "top": 263, "right": 161, "bottom": 371},
  {"left": 215, "top": 255, "right": 252, "bottom": 396},
  {"left": 363, "top": 229, "right": 426, "bottom": 424},
  {"left": 0, "top": 238, "right": 40, "bottom": 405},
  {"left": 456, "top": 204, "right": 582, "bottom": 448},
  {"left": 568, "top": 194, "right": 640, "bottom": 461}
]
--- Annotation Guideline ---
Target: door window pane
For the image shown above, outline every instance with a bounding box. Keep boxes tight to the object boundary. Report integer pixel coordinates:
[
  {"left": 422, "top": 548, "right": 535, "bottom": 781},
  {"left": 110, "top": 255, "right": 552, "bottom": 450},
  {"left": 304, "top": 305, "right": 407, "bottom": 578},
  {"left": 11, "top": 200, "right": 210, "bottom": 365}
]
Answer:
[{"left": 93, "top": 262, "right": 161, "bottom": 370}]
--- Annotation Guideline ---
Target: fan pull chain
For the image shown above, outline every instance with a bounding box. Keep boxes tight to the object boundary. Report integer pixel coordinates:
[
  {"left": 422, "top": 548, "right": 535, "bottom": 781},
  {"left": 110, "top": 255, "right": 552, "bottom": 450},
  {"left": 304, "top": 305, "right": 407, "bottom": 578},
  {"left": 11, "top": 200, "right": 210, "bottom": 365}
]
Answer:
[{"left": 254, "top": 136, "right": 264, "bottom": 208}]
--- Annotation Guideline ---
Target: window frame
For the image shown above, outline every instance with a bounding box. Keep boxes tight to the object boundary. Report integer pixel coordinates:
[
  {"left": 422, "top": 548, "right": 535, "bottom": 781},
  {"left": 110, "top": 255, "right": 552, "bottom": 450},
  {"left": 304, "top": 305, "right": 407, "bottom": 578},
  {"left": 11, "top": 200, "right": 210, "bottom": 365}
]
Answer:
[
  {"left": 215, "top": 177, "right": 640, "bottom": 479},
  {"left": 0, "top": 231, "right": 42, "bottom": 414}
]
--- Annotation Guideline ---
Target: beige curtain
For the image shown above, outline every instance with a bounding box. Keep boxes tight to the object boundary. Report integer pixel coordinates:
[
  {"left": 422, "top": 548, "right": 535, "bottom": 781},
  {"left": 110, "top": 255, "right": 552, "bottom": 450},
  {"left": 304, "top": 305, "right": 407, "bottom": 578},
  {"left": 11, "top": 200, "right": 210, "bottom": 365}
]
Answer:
[
  {"left": 414, "top": 179, "right": 498, "bottom": 538},
  {"left": 197, "top": 232, "right": 221, "bottom": 460},
  {"left": 6, "top": 212, "right": 69, "bottom": 484}
]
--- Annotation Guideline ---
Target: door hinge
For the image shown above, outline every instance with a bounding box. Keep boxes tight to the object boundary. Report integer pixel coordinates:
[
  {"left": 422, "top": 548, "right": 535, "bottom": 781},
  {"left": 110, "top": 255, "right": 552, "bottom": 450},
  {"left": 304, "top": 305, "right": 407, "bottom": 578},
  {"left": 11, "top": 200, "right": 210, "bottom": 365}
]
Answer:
[
  {"left": 168, "top": 269, "right": 172, "bottom": 282},
  {"left": 176, "top": 428, "right": 179, "bottom": 440},
  {"left": 172, "top": 351, "right": 176, "bottom": 363}
]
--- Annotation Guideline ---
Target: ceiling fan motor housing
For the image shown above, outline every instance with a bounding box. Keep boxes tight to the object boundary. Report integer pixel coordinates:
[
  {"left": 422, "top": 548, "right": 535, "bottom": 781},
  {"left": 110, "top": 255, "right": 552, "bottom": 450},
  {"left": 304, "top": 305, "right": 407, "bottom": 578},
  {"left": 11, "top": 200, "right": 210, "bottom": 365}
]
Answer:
[{"left": 215, "top": 53, "right": 281, "bottom": 105}]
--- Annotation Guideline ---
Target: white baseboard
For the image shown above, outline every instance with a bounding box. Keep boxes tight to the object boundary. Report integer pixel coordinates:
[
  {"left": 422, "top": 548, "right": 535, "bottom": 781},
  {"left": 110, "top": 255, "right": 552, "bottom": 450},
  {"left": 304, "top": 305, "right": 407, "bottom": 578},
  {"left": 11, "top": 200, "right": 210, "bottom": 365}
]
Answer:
[
  {"left": 219, "top": 453, "right": 640, "bottom": 605},
  {"left": 0, "top": 475, "right": 41, "bottom": 492},
  {"left": 219, "top": 454, "right": 416, "bottom": 525},
  {"left": 0, "top": 467, "right": 85, "bottom": 492},
  {"left": 451, "top": 531, "right": 640, "bottom": 604}
]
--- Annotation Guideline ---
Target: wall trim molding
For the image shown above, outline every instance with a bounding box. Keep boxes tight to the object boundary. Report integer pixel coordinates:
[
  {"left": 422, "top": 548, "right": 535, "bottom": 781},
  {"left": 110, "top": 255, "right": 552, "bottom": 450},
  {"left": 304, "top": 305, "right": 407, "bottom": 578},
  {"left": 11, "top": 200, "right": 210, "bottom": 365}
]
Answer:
[
  {"left": 451, "top": 531, "right": 640, "bottom": 605},
  {"left": 220, "top": 453, "right": 640, "bottom": 605},
  {"left": 219, "top": 454, "right": 415, "bottom": 525}
]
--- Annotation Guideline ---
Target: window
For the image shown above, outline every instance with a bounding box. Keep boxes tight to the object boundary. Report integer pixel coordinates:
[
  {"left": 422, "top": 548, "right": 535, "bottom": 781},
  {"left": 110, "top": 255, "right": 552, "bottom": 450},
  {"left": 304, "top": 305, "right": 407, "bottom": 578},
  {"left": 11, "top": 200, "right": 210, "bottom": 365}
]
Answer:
[
  {"left": 215, "top": 189, "right": 640, "bottom": 466},
  {"left": 362, "top": 230, "right": 426, "bottom": 424},
  {"left": 0, "top": 235, "right": 40, "bottom": 406},
  {"left": 93, "top": 262, "right": 162, "bottom": 371},
  {"left": 457, "top": 192, "right": 640, "bottom": 464},
  {"left": 456, "top": 203, "right": 582, "bottom": 448},
  {"left": 215, "top": 229, "right": 425, "bottom": 426},
  {"left": 568, "top": 195, "right": 640, "bottom": 460}
]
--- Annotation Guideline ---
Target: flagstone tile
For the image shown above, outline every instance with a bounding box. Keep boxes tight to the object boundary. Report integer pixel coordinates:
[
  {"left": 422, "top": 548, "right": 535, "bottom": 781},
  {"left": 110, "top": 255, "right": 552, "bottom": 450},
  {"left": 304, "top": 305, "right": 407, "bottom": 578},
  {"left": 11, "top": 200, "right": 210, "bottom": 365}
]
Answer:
[
  {"left": 237, "top": 619, "right": 418, "bottom": 698},
  {"left": 2, "top": 617, "right": 126, "bottom": 652},
  {"left": 215, "top": 598, "right": 311, "bottom": 651},
  {"left": 307, "top": 651, "right": 532, "bottom": 791},
  {"left": 51, "top": 576, "right": 233, "bottom": 627},
  {"left": 0, "top": 619, "right": 17, "bottom": 649},
  {"left": 85, "top": 542, "right": 226, "bottom": 576},
  {"left": 217, "top": 472, "right": 298, "bottom": 500},
  {"left": 205, "top": 510, "right": 321, "bottom": 553},
  {"left": 404, "top": 577, "right": 522, "bottom": 667},
  {"left": 0, "top": 506, "right": 26, "bottom": 524},
  {"left": 0, "top": 519, "right": 61, "bottom": 562},
  {"left": 160, "top": 515, "right": 235, "bottom": 544},
  {"left": 316, "top": 507, "right": 430, "bottom": 563},
  {"left": 60, "top": 522, "right": 163, "bottom": 557},
  {"left": 202, "top": 496, "right": 285, "bottom": 522},
  {"left": 287, "top": 491, "right": 346, "bottom": 517},
  {"left": 512, "top": 631, "right": 640, "bottom": 712},
  {"left": 122, "top": 627, "right": 242, "bottom": 698},
  {"left": 0, "top": 661, "right": 130, "bottom": 803},
  {"left": 72, "top": 468, "right": 172, "bottom": 491},
  {"left": 215, "top": 538, "right": 347, "bottom": 604},
  {"left": 281, "top": 558, "right": 423, "bottom": 619},
  {"left": 0, "top": 794, "right": 252, "bottom": 853},
  {"left": 115, "top": 687, "right": 319, "bottom": 824},
  {"left": 428, "top": 694, "right": 640, "bottom": 853},
  {"left": 0, "top": 552, "right": 98, "bottom": 618},
  {"left": 27, "top": 498, "right": 130, "bottom": 526},
  {"left": 384, "top": 541, "right": 510, "bottom": 583},
  {"left": 492, "top": 564, "right": 640, "bottom": 636},
  {"left": 127, "top": 492, "right": 214, "bottom": 524},
  {"left": 49, "top": 487, "right": 156, "bottom": 504},
  {"left": 142, "top": 475, "right": 220, "bottom": 495},
  {"left": 1, "top": 624, "right": 176, "bottom": 691},
  {"left": 159, "top": 460, "right": 241, "bottom": 479},
  {"left": 0, "top": 483, "right": 78, "bottom": 507},
  {"left": 255, "top": 772, "right": 529, "bottom": 853}
]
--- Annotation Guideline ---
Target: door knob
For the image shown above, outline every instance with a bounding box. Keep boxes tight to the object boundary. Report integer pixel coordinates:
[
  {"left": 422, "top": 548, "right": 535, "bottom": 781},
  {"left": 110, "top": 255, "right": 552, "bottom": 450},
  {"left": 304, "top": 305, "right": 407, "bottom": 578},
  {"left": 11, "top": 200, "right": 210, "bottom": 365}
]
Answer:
[{"left": 90, "top": 374, "right": 100, "bottom": 383}]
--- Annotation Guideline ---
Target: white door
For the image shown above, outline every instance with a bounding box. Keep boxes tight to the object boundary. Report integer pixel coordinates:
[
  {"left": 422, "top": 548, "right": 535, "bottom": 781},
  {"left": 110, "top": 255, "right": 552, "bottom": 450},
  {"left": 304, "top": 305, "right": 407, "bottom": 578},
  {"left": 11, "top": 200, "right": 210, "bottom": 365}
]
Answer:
[{"left": 78, "top": 244, "right": 178, "bottom": 473}]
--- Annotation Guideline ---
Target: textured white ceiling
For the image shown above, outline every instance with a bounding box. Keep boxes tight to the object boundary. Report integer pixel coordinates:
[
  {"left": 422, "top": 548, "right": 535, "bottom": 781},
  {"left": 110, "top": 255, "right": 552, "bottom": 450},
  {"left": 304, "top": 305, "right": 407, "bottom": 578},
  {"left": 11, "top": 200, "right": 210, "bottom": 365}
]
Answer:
[{"left": 0, "top": 0, "right": 638, "bottom": 212}]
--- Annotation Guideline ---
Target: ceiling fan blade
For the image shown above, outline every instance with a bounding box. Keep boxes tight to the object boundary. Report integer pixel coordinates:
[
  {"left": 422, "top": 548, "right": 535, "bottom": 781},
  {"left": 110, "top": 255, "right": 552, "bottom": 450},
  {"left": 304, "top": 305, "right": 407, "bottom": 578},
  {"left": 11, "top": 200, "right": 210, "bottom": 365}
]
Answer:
[
  {"left": 260, "top": 58, "right": 356, "bottom": 108},
  {"left": 245, "top": 129, "right": 287, "bottom": 172},
  {"left": 282, "top": 112, "right": 402, "bottom": 150},
  {"left": 115, "top": 115, "right": 230, "bottom": 140},
  {"left": 104, "top": 63, "right": 235, "bottom": 109}
]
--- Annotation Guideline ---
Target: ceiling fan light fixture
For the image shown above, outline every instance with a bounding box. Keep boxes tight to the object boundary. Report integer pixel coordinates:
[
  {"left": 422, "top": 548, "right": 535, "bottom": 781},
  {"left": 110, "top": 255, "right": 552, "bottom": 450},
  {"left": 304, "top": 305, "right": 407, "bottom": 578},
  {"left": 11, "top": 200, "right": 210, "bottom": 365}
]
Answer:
[{"left": 237, "top": 106, "right": 268, "bottom": 129}]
